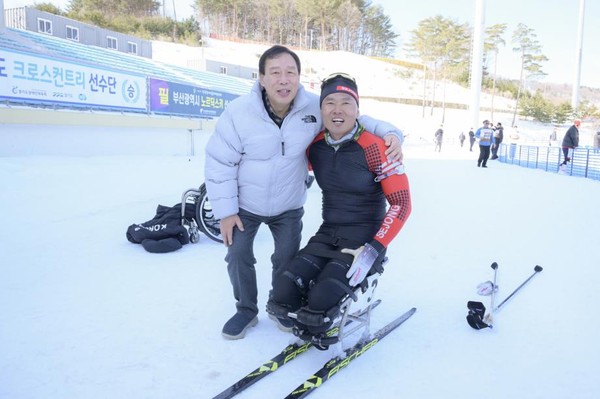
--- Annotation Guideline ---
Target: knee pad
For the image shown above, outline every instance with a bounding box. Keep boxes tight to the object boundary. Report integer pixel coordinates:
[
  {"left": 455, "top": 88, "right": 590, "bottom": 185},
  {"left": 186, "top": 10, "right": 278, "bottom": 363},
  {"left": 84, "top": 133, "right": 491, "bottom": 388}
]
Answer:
[
  {"left": 282, "top": 271, "right": 309, "bottom": 296},
  {"left": 308, "top": 276, "right": 357, "bottom": 306}
]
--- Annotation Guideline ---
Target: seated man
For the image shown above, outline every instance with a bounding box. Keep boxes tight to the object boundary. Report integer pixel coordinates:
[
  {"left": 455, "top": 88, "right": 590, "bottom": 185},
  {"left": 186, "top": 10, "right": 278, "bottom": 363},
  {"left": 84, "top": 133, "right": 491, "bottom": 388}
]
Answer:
[{"left": 267, "top": 73, "right": 412, "bottom": 348}]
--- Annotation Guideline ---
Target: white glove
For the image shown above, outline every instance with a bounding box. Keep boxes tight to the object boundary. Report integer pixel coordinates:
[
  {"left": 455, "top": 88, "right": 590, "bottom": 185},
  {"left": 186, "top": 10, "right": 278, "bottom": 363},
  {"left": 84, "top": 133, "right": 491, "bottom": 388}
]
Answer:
[
  {"left": 341, "top": 243, "right": 379, "bottom": 287},
  {"left": 476, "top": 281, "right": 498, "bottom": 296}
]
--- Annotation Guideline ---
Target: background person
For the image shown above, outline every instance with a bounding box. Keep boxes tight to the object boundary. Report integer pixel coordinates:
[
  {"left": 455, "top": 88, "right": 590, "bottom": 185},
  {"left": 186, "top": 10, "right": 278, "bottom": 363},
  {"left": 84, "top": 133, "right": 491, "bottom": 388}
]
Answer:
[
  {"left": 560, "top": 119, "right": 580, "bottom": 166},
  {"left": 434, "top": 125, "right": 443, "bottom": 152},
  {"left": 549, "top": 128, "right": 558, "bottom": 146},
  {"left": 475, "top": 120, "right": 495, "bottom": 168},
  {"left": 491, "top": 122, "right": 504, "bottom": 159},
  {"left": 468, "top": 129, "right": 476, "bottom": 151}
]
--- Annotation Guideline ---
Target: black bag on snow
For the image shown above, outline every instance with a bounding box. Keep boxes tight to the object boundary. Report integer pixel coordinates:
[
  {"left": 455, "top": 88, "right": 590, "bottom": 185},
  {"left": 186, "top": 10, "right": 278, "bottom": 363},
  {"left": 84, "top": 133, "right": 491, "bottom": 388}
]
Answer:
[{"left": 126, "top": 203, "right": 194, "bottom": 253}]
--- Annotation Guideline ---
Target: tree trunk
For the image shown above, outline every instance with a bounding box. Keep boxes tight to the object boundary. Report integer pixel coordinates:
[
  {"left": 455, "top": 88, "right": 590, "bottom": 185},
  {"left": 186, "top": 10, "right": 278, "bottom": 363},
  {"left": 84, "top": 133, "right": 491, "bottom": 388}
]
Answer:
[
  {"left": 430, "top": 64, "right": 437, "bottom": 116},
  {"left": 422, "top": 64, "right": 427, "bottom": 118},
  {"left": 171, "top": 0, "right": 177, "bottom": 42},
  {"left": 511, "top": 52, "right": 526, "bottom": 127},
  {"left": 441, "top": 69, "right": 447, "bottom": 124},
  {"left": 491, "top": 49, "right": 499, "bottom": 121}
]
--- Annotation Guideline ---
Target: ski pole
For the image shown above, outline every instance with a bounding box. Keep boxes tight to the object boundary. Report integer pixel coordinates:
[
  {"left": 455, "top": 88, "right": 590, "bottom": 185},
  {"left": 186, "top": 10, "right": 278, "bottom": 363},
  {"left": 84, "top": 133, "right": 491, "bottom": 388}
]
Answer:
[
  {"left": 467, "top": 262, "right": 498, "bottom": 330},
  {"left": 484, "top": 262, "right": 498, "bottom": 324},
  {"left": 494, "top": 265, "right": 543, "bottom": 312}
]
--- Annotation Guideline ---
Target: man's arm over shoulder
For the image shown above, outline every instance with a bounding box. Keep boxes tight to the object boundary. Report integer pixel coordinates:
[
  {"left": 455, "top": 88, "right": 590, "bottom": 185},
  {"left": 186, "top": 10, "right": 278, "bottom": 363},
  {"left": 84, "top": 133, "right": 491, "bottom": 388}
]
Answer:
[
  {"left": 374, "top": 157, "right": 411, "bottom": 248},
  {"left": 358, "top": 116, "right": 404, "bottom": 161},
  {"left": 356, "top": 133, "right": 411, "bottom": 249},
  {"left": 358, "top": 115, "right": 404, "bottom": 144}
]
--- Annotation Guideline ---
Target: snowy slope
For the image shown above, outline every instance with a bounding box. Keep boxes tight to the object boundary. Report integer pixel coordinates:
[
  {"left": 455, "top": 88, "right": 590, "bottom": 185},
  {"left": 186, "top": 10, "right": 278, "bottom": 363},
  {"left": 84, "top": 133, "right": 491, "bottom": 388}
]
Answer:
[
  {"left": 151, "top": 38, "right": 517, "bottom": 111},
  {"left": 1, "top": 104, "right": 599, "bottom": 398}
]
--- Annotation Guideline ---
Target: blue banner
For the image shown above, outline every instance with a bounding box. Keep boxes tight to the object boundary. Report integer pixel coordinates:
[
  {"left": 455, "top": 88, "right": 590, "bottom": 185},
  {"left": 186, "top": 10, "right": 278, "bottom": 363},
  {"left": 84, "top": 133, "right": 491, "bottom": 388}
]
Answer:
[{"left": 149, "top": 78, "right": 237, "bottom": 117}]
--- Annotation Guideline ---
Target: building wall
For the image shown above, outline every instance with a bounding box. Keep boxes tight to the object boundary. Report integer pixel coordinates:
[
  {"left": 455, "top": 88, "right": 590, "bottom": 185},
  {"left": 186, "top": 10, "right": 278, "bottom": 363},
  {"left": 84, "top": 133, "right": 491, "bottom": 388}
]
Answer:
[
  {"left": 206, "top": 59, "right": 257, "bottom": 81},
  {"left": 3, "top": 7, "right": 152, "bottom": 58},
  {"left": 0, "top": 106, "right": 216, "bottom": 156}
]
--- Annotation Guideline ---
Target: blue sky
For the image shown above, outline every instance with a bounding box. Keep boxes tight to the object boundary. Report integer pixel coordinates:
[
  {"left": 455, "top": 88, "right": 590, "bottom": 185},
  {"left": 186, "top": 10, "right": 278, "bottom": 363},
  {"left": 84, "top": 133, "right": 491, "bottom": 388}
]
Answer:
[{"left": 4, "top": 0, "right": 599, "bottom": 88}]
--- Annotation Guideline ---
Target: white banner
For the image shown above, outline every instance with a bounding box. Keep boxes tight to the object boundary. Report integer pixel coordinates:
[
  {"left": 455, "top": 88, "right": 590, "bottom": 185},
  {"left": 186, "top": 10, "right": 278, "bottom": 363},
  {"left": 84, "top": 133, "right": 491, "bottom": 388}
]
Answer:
[{"left": 0, "top": 49, "right": 147, "bottom": 111}]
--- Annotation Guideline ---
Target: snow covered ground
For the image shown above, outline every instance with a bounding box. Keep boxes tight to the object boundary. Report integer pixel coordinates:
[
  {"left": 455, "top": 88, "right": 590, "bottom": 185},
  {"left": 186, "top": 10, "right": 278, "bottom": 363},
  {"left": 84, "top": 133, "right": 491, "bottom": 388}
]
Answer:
[
  {"left": 2, "top": 35, "right": 600, "bottom": 398},
  {"left": 2, "top": 96, "right": 600, "bottom": 399}
]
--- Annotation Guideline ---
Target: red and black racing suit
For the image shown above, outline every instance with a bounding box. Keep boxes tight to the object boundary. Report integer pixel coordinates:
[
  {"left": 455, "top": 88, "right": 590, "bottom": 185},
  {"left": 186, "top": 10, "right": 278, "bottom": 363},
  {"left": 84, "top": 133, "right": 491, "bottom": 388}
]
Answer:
[{"left": 270, "top": 124, "right": 411, "bottom": 335}]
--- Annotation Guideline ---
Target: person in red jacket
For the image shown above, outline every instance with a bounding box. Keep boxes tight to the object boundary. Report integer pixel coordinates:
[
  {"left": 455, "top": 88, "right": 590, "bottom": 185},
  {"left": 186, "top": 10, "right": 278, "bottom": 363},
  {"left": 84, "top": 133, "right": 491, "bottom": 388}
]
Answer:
[{"left": 267, "top": 73, "right": 412, "bottom": 347}]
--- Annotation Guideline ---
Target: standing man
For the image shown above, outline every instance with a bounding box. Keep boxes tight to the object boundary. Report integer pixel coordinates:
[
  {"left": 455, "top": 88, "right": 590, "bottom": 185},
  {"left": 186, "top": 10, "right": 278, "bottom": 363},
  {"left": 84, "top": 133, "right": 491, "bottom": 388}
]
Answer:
[
  {"left": 491, "top": 122, "right": 504, "bottom": 159},
  {"left": 204, "top": 45, "right": 403, "bottom": 340},
  {"left": 561, "top": 119, "right": 580, "bottom": 165},
  {"left": 459, "top": 131, "right": 466, "bottom": 148},
  {"left": 475, "top": 120, "right": 495, "bottom": 168}
]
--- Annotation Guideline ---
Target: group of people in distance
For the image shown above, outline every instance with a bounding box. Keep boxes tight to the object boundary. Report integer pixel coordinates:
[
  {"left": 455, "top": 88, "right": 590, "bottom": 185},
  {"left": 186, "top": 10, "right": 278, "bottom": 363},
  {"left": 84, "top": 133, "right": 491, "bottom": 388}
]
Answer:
[
  {"left": 438, "top": 121, "right": 503, "bottom": 163},
  {"left": 474, "top": 120, "right": 504, "bottom": 168}
]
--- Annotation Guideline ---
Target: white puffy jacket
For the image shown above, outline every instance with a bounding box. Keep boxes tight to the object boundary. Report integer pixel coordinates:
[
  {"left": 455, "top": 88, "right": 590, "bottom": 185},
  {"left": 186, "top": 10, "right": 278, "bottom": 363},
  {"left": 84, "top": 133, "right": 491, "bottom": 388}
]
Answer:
[{"left": 204, "top": 81, "right": 401, "bottom": 219}]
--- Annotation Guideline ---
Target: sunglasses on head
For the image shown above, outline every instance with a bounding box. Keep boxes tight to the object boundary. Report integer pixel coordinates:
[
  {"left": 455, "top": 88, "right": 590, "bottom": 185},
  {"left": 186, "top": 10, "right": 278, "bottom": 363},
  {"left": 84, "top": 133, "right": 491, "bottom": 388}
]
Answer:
[{"left": 321, "top": 72, "right": 356, "bottom": 88}]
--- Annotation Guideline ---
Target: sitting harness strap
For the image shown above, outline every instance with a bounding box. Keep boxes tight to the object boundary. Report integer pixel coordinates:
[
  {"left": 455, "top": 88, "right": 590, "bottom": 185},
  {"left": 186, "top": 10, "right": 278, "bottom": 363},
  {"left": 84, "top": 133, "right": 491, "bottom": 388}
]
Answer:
[
  {"left": 293, "top": 302, "right": 342, "bottom": 327},
  {"left": 293, "top": 308, "right": 330, "bottom": 327},
  {"left": 324, "top": 276, "right": 358, "bottom": 302},
  {"left": 282, "top": 270, "right": 308, "bottom": 293},
  {"left": 298, "top": 234, "right": 361, "bottom": 262},
  {"left": 266, "top": 300, "right": 293, "bottom": 319}
]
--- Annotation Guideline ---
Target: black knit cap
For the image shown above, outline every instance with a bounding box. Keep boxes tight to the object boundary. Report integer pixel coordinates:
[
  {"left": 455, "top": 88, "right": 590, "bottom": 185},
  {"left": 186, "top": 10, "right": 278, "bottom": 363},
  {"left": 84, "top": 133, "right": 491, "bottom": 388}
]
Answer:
[{"left": 319, "top": 74, "right": 359, "bottom": 107}]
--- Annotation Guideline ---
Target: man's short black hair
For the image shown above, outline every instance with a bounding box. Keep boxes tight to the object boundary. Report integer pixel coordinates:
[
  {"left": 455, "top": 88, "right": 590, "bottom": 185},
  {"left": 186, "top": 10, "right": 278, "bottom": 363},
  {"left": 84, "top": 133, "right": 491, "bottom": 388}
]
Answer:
[{"left": 258, "top": 45, "right": 301, "bottom": 75}]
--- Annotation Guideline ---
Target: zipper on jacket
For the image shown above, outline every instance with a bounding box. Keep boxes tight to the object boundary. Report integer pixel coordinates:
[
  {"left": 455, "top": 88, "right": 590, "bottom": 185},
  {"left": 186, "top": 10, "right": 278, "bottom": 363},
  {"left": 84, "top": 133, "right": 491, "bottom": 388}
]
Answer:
[{"left": 281, "top": 141, "right": 285, "bottom": 156}]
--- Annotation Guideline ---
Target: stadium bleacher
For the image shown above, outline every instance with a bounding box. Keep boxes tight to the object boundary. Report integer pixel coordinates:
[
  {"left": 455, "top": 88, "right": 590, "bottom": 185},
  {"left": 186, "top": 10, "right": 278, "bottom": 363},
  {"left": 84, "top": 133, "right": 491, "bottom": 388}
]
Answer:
[{"left": 1, "top": 27, "right": 253, "bottom": 96}]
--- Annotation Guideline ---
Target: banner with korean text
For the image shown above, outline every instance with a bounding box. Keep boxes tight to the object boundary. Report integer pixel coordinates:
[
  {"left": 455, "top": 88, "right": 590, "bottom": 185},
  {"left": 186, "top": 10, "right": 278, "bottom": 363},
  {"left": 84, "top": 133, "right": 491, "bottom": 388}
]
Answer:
[
  {"left": 0, "top": 49, "right": 147, "bottom": 111},
  {"left": 149, "top": 78, "right": 237, "bottom": 118}
]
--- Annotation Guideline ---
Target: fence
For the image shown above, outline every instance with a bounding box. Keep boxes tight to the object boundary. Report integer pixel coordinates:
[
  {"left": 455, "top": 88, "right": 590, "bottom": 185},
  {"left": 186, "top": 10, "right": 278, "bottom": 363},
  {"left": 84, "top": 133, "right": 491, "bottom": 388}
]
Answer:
[{"left": 498, "top": 143, "right": 600, "bottom": 181}]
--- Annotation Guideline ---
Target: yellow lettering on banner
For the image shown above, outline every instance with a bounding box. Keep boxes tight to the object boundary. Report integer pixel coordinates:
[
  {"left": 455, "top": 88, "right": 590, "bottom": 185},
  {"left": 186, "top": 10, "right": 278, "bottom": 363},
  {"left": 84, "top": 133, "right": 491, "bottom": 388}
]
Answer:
[{"left": 158, "top": 87, "right": 169, "bottom": 105}]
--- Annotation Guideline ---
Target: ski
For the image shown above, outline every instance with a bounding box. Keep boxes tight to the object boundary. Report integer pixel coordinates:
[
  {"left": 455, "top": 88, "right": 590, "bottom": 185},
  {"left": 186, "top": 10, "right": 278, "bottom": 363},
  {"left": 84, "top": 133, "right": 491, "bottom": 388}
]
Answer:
[
  {"left": 211, "top": 300, "right": 381, "bottom": 399},
  {"left": 283, "top": 307, "right": 417, "bottom": 399}
]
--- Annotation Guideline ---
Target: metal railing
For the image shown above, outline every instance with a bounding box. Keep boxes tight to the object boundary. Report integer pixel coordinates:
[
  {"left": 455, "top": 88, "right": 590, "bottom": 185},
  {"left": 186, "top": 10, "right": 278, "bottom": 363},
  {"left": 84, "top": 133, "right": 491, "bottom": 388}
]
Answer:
[{"left": 498, "top": 143, "right": 600, "bottom": 181}]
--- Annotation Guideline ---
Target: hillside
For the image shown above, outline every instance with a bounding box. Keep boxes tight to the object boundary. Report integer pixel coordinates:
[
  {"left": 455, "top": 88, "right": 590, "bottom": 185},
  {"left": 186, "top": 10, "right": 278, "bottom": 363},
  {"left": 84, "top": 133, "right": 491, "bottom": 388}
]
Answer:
[
  {"left": 151, "top": 38, "right": 517, "bottom": 112},
  {"left": 151, "top": 38, "right": 599, "bottom": 146},
  {"left": 528, "top": 80, "right": 600, "bottom": 106}
]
